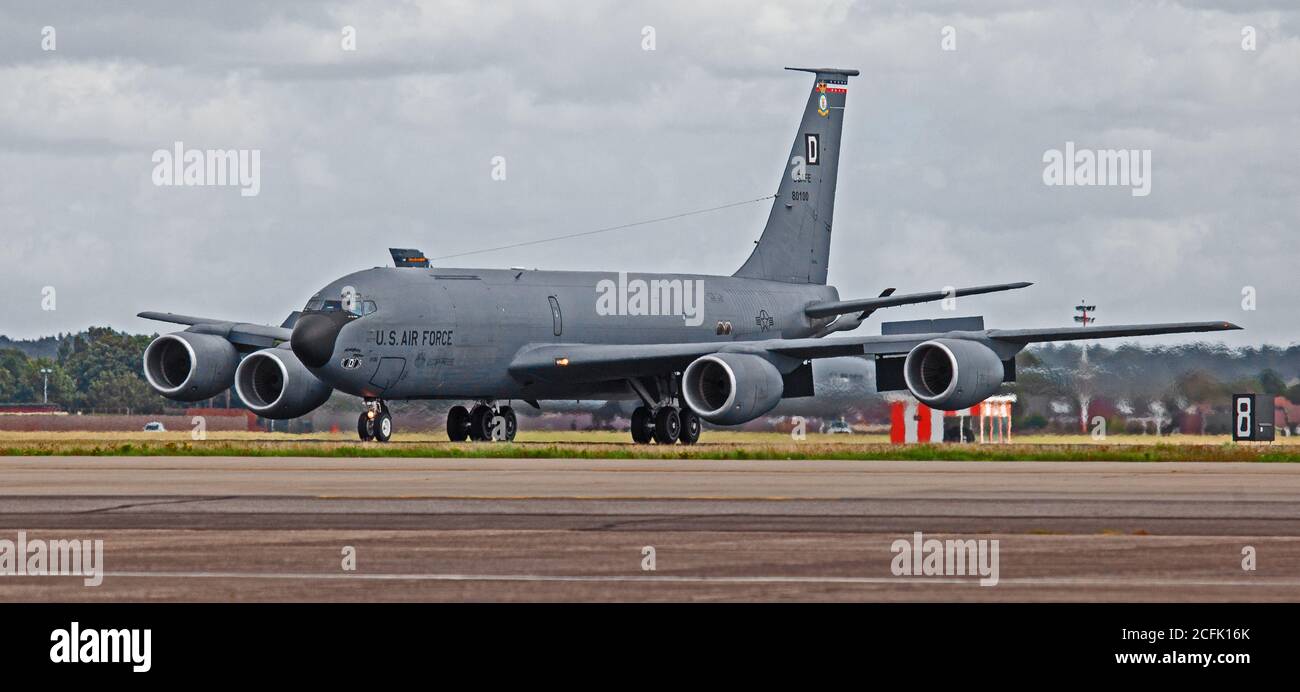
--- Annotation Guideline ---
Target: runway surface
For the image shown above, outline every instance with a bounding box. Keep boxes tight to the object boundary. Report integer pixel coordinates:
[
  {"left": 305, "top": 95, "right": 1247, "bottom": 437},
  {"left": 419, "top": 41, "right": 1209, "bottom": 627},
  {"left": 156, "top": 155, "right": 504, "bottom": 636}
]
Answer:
[{"left": 1, "top": 456, "right": 1298, "bottom": 601}]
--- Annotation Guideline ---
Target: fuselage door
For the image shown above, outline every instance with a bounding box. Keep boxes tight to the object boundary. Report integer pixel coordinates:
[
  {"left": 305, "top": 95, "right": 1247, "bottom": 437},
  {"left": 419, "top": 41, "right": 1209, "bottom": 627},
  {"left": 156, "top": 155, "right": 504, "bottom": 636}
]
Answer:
[{"left": 369, "top": 357, "right": 407, "bottom": 393}]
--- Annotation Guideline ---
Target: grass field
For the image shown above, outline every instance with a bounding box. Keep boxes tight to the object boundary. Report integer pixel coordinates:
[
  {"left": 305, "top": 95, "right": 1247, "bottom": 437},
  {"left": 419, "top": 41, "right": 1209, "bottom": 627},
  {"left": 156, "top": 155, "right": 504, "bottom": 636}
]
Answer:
[{"left": 0, "top": 430, "right": 1296, "bottom": 462}]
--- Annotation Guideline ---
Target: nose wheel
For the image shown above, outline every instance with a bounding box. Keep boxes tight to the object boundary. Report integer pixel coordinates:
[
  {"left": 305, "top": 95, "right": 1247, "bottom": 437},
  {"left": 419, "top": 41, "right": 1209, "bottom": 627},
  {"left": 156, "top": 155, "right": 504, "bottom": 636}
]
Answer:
[{"left": 357, "top": 400, "right": 392, "bottom": 443}]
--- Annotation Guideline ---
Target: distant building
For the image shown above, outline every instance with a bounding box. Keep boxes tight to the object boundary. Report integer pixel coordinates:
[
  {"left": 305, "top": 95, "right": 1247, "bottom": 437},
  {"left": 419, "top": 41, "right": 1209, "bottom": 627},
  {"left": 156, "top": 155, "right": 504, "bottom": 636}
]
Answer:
[
  {"left": 186, "top": 407, "right": 259, "bottom": 432},
  {"left": 887, "top": 394, "right": 1016, "bottom": 444},
  {"left": 1276, "top": 396, "right": 1300, "bottom": 437}
]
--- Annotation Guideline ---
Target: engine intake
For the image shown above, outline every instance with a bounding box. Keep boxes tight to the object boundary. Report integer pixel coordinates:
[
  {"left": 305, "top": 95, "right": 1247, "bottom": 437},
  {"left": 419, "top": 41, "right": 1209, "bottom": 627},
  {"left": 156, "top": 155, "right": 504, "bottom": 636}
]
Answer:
[
  {"left": 234, "top": 348, "right": 333, "bottom": 419},
  {"left": 681, "top": 352, "right": 784, "bottom": 425},
  {"left": 142, "top": 332, "right": 238, "bottom": 401},
  {"left": 903, "top": 338, "right": 1004, "bottom": 411}
]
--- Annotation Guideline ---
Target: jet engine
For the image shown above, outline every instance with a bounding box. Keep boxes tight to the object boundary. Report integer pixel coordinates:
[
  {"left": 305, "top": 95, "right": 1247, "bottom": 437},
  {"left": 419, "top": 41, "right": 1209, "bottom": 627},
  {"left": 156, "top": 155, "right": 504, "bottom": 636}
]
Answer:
[
  {"left": 903, "top": 338, "right": 1004, "bottom": 410},
  {"left": 234, "top": 347, "right": 333, "bottom": 420},
  {"left": 681, "top": 352, "right": 784, "bottom": 425},
  {"left": 142, "top": 331, "right": 239, "bottom": 401}
]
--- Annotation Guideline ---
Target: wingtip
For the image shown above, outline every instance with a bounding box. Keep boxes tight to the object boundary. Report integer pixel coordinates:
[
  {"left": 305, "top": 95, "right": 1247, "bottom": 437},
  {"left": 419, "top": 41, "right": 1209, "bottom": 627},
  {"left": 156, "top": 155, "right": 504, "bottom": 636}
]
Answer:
[{"left": 1223, "top": 321, "right": 1243, "bottom": 330}]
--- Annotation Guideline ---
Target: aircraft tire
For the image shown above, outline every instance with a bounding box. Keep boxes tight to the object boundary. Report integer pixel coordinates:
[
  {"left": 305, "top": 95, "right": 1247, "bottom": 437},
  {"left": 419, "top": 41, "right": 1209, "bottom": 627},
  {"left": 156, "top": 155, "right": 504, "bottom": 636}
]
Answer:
[
  {"left": 653, "top": 406, "right": 681, "bottom": 444},
  {"left": 447, "top": 405, "right": 469, "bottom": 442},
  {"left": 679, "top": 408, "right": 701, "bottom": 445},
  {"left": 497, "top": 406, "right": 518, "bottom": 441},
  {"left": 631, "top": 406, "right": 653, "bottom": 444},
  {"left": 357, "top": 412, "right": 374, "bottom": 441},
  {"left": 469, "top": 404, "right": 494, "bottom": 441},
  {"left": 374, "top": 411, "right": 393, "bottom": 443}
]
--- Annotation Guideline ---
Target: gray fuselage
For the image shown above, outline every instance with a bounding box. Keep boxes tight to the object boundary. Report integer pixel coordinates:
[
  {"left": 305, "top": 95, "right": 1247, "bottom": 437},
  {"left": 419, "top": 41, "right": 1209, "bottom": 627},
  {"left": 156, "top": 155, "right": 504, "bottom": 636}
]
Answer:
[{"left": 305, "top": 267, "right": 839, "bottom": 401}]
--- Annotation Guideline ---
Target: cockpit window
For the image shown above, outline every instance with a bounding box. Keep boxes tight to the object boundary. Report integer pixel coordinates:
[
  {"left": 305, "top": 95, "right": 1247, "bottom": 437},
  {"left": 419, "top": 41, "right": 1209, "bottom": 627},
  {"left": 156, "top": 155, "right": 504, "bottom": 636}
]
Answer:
[
  {"left": 304, "top": 294, "right": 376, "bottom": 315},
  {"left": 306, "top": 299, "right": 377, "bottom": 315}
]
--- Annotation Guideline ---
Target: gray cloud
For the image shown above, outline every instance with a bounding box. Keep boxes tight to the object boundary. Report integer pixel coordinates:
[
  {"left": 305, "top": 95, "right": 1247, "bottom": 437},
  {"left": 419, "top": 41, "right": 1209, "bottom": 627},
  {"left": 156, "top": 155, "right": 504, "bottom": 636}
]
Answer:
[{"left": 0, "top": 1, "right": 1295, "bottom": 346}]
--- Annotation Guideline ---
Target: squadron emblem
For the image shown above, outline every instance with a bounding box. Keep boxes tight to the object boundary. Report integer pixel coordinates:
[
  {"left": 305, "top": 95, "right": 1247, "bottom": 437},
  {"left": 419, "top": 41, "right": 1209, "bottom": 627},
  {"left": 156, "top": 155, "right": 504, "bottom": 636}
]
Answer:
[{"left": 815, "top": 81, "right": 846, "bottom": 117}]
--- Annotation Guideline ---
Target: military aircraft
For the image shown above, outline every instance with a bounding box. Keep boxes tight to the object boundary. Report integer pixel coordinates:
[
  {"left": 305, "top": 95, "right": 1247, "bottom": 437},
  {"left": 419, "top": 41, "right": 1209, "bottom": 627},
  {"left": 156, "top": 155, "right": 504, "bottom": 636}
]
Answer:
[{"left": 139, "top": 67, "right": 1239, "bottom": 444}]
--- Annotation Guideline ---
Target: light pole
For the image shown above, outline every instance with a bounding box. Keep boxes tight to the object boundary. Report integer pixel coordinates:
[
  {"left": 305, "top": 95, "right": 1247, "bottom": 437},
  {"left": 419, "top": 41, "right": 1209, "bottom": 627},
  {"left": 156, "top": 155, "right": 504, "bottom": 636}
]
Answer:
[
  {"left": 1074, "top": 301, "right": 1096, "bottom": 326},
  {"left": 1073, "top": 302, "right": 1096, "bottom": 433},
  {"left": 39, "top": 367, "right": 53, "bottom": 404}
]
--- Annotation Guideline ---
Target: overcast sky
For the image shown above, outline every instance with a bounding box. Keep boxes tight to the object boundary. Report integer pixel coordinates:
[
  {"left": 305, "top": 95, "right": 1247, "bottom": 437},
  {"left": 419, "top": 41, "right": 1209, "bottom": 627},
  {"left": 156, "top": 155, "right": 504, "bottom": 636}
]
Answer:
[{"left": 1, "top": 1, "right": 1296, "bottom": 345}]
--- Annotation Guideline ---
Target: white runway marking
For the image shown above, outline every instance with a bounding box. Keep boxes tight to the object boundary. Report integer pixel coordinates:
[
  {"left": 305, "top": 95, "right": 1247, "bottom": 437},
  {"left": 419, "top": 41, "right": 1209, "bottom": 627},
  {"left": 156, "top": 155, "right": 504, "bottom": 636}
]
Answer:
[{"left": 101, "top": 571, "right": 1300, "bottom": 588}]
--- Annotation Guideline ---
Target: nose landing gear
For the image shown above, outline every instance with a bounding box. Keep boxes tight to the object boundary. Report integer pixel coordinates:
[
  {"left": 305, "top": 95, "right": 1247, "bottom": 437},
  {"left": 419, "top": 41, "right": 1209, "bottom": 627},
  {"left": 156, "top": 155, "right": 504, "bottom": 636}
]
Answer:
[
  {"left": 357, "top": 400, "right": 392, "bottom": 443},
  {"left": 446, "top": 402, "right": 517, "bottom": 442}
]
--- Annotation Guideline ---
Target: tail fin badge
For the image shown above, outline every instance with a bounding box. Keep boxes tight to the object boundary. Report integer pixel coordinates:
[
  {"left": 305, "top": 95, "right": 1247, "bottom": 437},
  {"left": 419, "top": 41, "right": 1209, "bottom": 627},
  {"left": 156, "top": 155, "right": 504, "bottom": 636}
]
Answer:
[{"left": 815, "top": 81, "right": 847, "bottom": 117}]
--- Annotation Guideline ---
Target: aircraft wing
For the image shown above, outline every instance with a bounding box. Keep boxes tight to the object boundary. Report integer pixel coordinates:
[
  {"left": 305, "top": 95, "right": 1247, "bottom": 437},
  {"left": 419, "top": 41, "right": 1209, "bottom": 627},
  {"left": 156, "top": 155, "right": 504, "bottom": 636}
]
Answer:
[
  {"left": 984, "top": 322, "right": 1239, "bottom": 343},
  {"left": 137, "top": 311, "right": 293, "bottom": 350},
  {"left": 509, "top": 320, "right": 1240, "bottom": 384},
  {"left": 804, "top": 282, "right": 1032, "bottom": 319}
]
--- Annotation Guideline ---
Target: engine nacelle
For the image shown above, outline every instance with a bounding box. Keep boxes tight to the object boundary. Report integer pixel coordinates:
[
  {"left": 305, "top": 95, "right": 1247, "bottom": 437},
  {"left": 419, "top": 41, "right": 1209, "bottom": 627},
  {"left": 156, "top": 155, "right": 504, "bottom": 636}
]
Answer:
[
  {"left": 234, "top": 348, "right": 333, "bottom": 420},
  {"left": 142, "top": 331, "right": 239, "bottom": 402},
  {"left": 681, "top": 352, "right": 784, "bottom": 425},
  {"left": 903, "top": 338, "right": 1004, "bottom": 411}
]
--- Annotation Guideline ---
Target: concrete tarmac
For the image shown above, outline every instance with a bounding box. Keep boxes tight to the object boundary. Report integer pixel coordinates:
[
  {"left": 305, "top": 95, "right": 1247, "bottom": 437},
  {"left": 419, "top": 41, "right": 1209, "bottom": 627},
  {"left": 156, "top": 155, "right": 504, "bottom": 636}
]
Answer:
[{"left": 0, "top": 456, "right": 1297, "bottom": 602}]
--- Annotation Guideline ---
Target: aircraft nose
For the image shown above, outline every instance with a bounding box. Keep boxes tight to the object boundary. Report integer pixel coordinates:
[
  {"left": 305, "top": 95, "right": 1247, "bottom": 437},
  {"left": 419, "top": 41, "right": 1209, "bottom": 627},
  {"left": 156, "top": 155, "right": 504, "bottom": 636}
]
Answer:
[{"left": 290, "top": 312, "right": 348, "bottom": 368}]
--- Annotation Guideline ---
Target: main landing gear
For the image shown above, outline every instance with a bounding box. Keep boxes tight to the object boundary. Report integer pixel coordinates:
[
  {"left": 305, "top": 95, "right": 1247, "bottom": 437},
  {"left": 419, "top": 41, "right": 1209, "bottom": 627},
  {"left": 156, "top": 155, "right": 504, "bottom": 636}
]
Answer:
[
  {"left": 358, "top": 399, "right": 520, "bottom": 444},
  {"left": 627, "top": 376, "right": 701, "bottom": 445},
  {"left": 630, "top": 404, "right": 700, "bottom": 445},
  {"left": 357, "top": 399, "right": 393, "bottom": 443},
  {"left": 446, "top": 402, "right": 517, "bottom": 442}
]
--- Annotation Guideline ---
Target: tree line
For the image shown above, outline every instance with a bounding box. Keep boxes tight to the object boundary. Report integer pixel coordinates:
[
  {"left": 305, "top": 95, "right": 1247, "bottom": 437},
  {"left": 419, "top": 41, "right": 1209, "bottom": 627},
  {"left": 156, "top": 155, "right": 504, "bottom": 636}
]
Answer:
[
  {"left": 2, "top": 329, "right": 1298, "bottom": 423},
  {"left": 0, "top": 328, "right": 164, "bottom": 413},
  {"left": 1013, "top": 343, "right": 1300, "bottom": 433}
]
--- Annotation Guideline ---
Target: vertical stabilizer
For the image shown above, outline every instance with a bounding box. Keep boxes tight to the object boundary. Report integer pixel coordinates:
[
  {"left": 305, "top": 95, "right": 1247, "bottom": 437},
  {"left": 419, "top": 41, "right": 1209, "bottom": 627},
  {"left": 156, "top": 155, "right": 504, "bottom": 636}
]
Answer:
[{"left": 734, "top": 67, "right": 857, "bottom": 284}]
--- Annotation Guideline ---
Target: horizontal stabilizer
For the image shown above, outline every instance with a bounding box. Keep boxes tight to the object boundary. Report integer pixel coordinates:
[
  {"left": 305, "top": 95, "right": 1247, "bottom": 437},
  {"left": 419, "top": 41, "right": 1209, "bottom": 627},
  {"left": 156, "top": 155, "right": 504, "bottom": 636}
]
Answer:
[
  {"left": 784, "top": 67, "right": 861, "bottom": 77},
  {"left": 804, "top": 282, "right": 1032, "bottom": 319}
]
